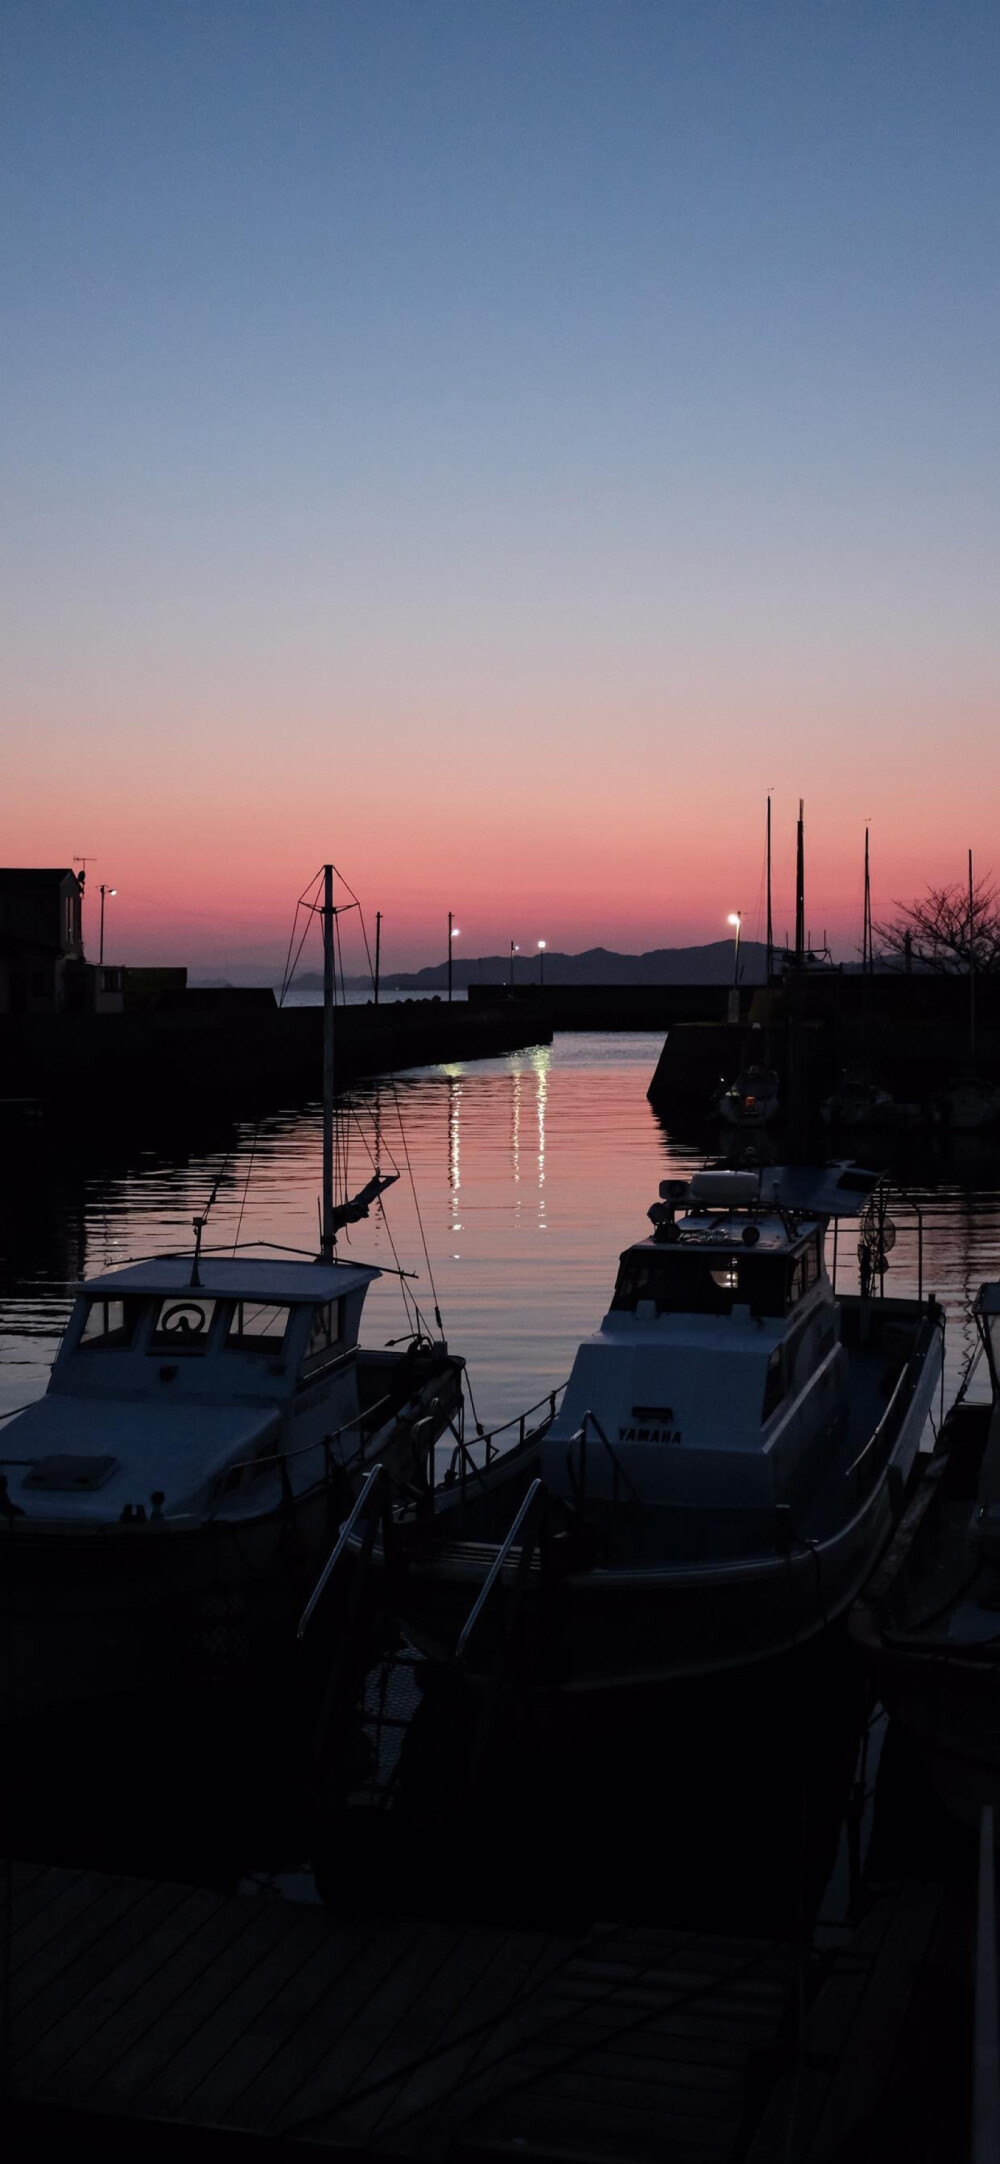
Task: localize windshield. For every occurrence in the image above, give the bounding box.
[612,1250,791,1319]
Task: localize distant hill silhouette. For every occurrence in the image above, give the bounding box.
[293,938,768,993]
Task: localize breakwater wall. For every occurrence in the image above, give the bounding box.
[0,993,552,1123]
[468,983,734,1029]
[648,973,1000,1108]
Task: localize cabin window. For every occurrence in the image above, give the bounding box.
[302,1300,344,1375]
[79,1297,141,1349]
[611,1251,787,1319]
[150,1296,218,1352]
[762,1347,785,1421]
[225,1301,290,1352]
[790,1236,823,1305]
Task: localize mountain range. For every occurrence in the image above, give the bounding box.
[291,938,768,993]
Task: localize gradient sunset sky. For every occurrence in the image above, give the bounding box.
[3,2,998,975]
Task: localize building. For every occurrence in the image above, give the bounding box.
[0,865,129,1017]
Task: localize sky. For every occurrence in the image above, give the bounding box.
[2,1,998,977]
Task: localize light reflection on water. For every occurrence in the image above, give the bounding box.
[2,1030,1000,1427]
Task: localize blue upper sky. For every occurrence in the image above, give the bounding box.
[2,2,998,966]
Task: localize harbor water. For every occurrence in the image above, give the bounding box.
[2,1030,999,1925]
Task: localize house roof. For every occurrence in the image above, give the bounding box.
[0,868,80,886]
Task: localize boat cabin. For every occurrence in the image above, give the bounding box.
[5,1256,381,1526]
[49,1257,378,1403]
[543,1173,845,1539]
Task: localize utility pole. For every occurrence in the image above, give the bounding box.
[794,800,805,970]
[765,795,773,982]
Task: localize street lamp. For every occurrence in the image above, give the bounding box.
[99,884,117,966]
[447,913,460,1003]
[727,912,742,988]
[509,941,520,987]
[537,939,546,986]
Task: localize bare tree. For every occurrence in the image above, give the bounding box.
[876,877,1000,974]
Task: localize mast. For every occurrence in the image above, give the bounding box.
[863,825,872,975]
[765,795,773,982]
[970,847,977,1063]
[321,862,336,1259]
[794,799,805,968]
[374,910,381,1006]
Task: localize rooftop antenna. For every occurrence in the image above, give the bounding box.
[794,800,805,969]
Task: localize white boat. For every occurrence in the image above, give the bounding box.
[821,1081,924,1133]
[715,1065,780,1129]
[0,866,463,1718]
[362,1164,943,1695]
[933,1076,1000,1133]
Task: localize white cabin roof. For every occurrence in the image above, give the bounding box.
[79,1256,378,1303]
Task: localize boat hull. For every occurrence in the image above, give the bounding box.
[1,1361,462,1720]
[395,1307,942,1694]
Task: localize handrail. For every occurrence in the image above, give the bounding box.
[455,1383,567,1472]
[567,1409,645,1512]
[297,1461,385,1644]
[456,1478,544,1660]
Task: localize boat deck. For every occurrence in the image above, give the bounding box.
[3,1858,797,2161]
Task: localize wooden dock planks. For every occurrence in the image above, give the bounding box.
[1,1861,797,2161]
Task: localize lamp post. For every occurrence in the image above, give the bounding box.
[509,941,519,987]
[447,913,460,1002]
[99,885,117,966]
[727,912,742,988]
[537,939,546,986]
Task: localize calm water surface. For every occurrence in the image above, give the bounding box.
[2,1029,1000,1426]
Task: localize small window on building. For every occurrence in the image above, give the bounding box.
[225,1301,290,1352]
[80,1297,141,1349]
[302,1300,344,1374]
[151,1296,218,1351]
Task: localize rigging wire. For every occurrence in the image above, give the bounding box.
[233,1120,263,1255]
[387,1070,445,1331]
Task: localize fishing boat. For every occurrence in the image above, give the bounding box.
[821,1080,924,1134]
[0,867,463,1718]
[715,1064,780,1130]
[933,1076,1000,1134]
[338,1163,943,1696]
[851,1284,1000,1823]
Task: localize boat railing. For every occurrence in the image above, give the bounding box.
[446,1384,566,1502]
[567,1409,644,1514]
[456,1476,547,1666]
[297,1460,395,1764]
[842,1308,942,1514]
